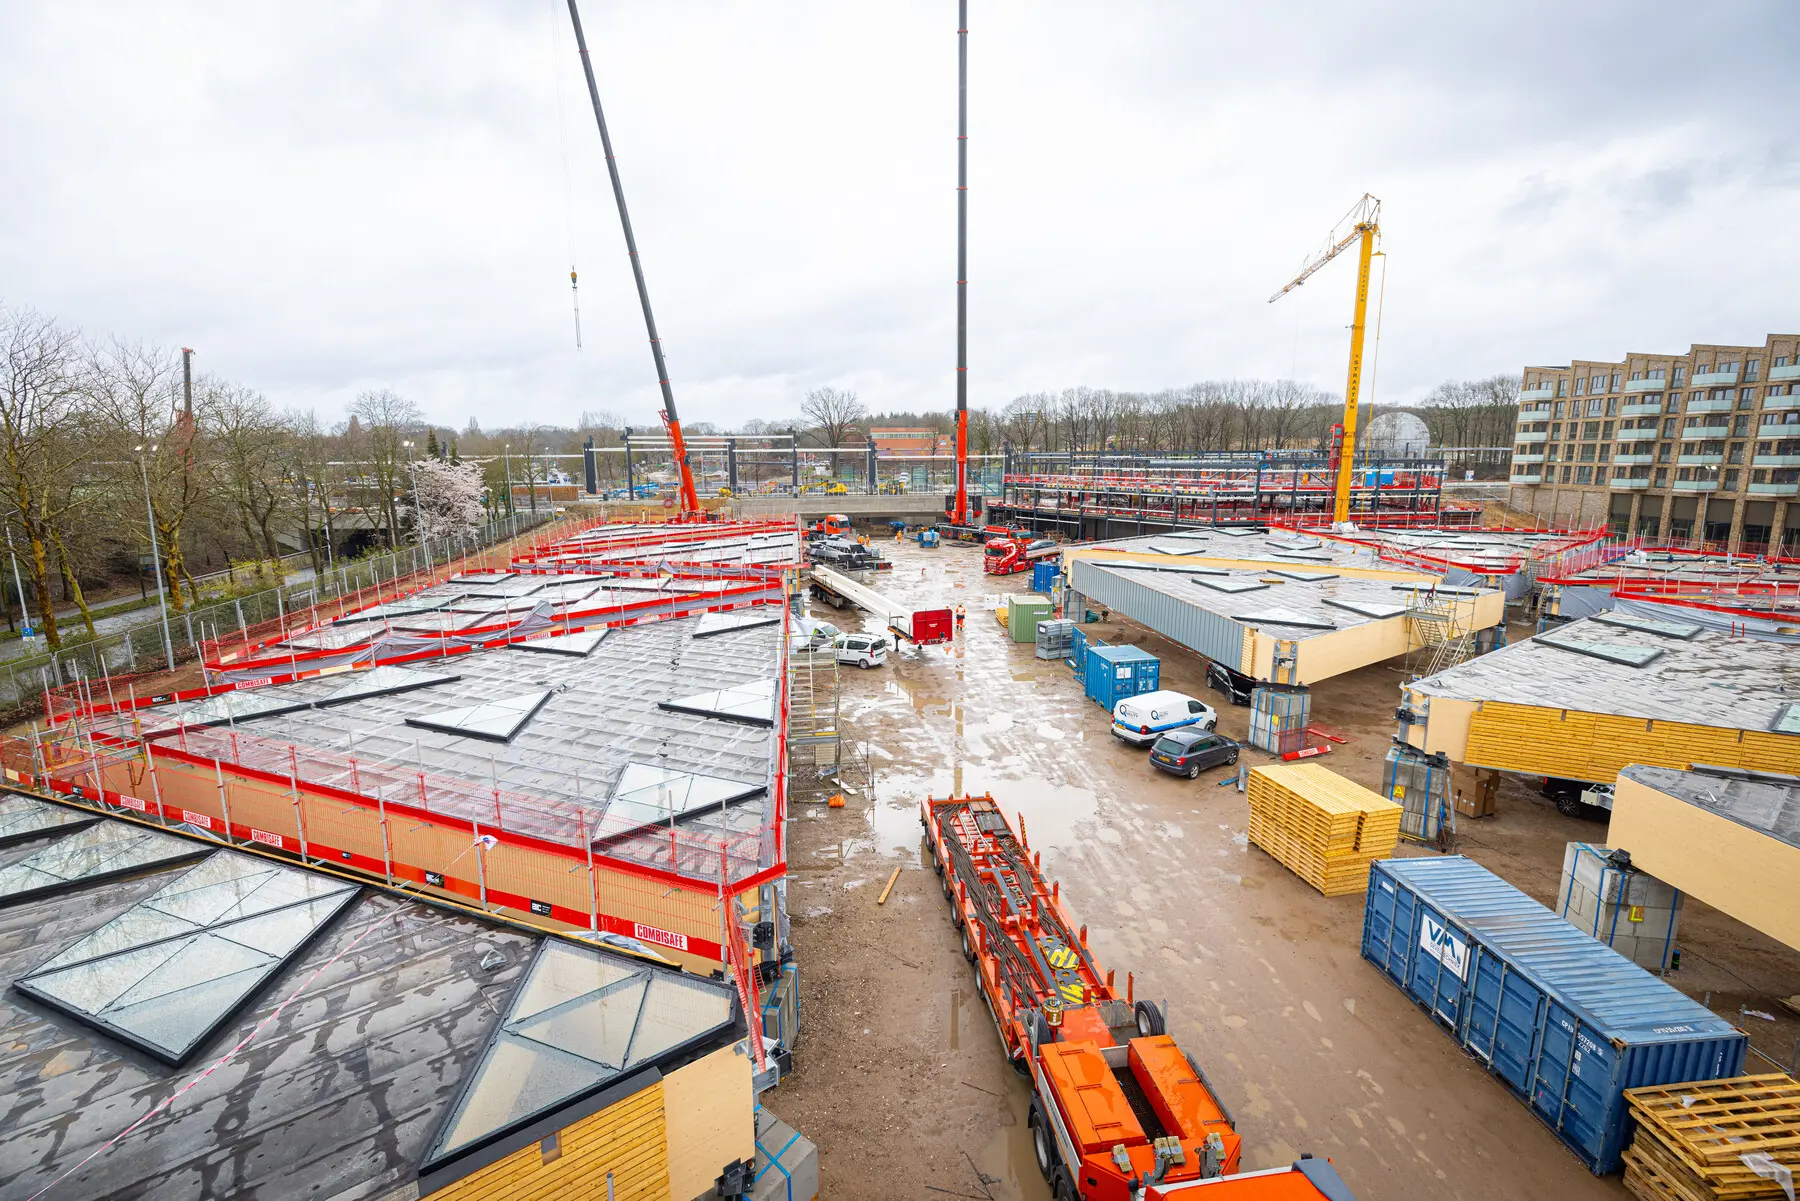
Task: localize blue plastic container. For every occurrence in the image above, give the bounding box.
[1362,856,1745,1175]
[1030,561,1061,593]
[1083,645,1160,710]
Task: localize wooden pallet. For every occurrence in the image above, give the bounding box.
[1622,1074,1800,1200]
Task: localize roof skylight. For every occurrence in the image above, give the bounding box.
[1591,611,1704,640]
[317,666,460,707]
[1230,608,1337,631]
[404,690,554,743]
[1322,597,1408,620]
[515,628,610,657]
[179,688,312,728]
[658,679,777,727]
[694,610,781,638]
[1537,631,1665,668]
[0,822,207,907]
[597,763,764,840]
[1195,578,1268,594]
[0,794,97,849]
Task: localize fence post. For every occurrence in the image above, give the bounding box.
[580,804,598,933]
[376,783,393,885]
[474,820,488,909]
[214,757,236,845]
[287,745,309,862]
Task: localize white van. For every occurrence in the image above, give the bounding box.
[1111,690,1217,746]
[834,632,888,669]
[791,617,842,649]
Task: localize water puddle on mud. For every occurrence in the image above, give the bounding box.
[862,769,1104,860]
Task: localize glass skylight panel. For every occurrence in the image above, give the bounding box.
[1323,597,1408,620]
[1230,608,1337,631]
[1268,551,1335,563]
[0,822,207,906]
[658,679,777,727]
[180,687,313,728]
[279,626,376,653]
[0,794,97,848]
[1214,527,1260,537]
[1269,536,1323,550]
[599,763,765,836]
[404,690,554,743]
[452,572,517,585]
[1148,544,1201,556]
[317,666,460,707]
[1591,611,1704,640]
[516,628,610,657]
[423,940,734,1168]
[695,609,782,638]
[1196,578,1268,594]
[16,852,358,1064]
[1536,632,1664,668]
[354,594,461,619]
[1774,704,1800,735]
[1270,569,1338,582]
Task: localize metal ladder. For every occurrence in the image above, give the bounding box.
[1404,591,1476,680]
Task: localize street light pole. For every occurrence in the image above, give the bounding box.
[3,525,31,636]
[503,444,515,518]
[402,440,420,544]
[135,445,177,673]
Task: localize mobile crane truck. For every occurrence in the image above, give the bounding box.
[923,794,1357,1201]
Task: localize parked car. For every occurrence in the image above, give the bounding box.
[792,618,842,649]
[1206,661,1255,706]
[1149,729,1240,778]
[1110,690,1217,746]
[1541,776,1613,819]
[834,632,888,669]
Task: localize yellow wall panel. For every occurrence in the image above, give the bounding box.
[662,1045,755,1200]
[431,1083,671,1201]
[1460,701,1800,783]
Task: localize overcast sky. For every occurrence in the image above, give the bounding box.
[3,1,1796,432]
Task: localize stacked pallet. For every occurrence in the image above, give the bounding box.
[1623,1073,1800,1201]
[1246,764,1402,897]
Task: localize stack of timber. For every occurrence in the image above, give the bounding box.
[1622,1073,1800,1201]
[1246,763,1403,897]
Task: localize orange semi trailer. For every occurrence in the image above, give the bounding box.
[923,794,1356,1201]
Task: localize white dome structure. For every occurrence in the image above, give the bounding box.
[1364,410,1432,455]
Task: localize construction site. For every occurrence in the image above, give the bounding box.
[2,6,1797,1201]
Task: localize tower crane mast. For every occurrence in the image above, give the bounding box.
[1270,194,1381,526]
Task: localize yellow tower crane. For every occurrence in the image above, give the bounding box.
[1270,193,1381,525]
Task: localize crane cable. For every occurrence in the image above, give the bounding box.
[550,0,581,348]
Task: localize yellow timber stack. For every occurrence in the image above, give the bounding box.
[1246,763,1403,897]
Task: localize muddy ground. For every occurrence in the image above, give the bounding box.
[773,536,1800,1201]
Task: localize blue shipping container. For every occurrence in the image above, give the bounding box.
[1067,628,1090,676]
[1084,645,1160,710]
[1362,856,1745,1175]
[1031,561,1061,593]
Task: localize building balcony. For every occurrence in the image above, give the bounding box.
[1671,479,1720,492]
[1511,453,1546,464]
[1685,396,1734,414]
[1620,401,1664,417]
[1682,423,1731,438]
[1509,473,1543,485]
[1753,454,1800,467]
[1519,386,1556,402]
[1764,393,1800,411]
[1516,430,1549,443]
[1692,370,1740,386]
[1761,420,1800,435]
[1610,475,1652,489]
[1623,377,1668,393]
[1516,407,1552,422]
[1612,453,1655,465]
[1677,453,1724,466]
[1750,481,1800,496]
[1769,364,1800,382]
[1616,428,1661,442]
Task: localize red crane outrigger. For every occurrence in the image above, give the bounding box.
[567,0,703,519]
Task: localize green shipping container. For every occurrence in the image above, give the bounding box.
[1008,595,1054,643]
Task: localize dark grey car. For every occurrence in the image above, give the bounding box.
[1149,729,1241,778]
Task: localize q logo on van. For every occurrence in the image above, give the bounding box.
[1419,915,1471,980]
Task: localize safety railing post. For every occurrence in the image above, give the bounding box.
[214,757,236,845]
[288,745,309,862]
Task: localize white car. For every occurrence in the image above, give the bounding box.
[1111,690,1217,746]
[834,632,888,668]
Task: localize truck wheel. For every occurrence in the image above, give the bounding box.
[1135,1000,1166,1038]
[1555,793,1583,818]
[961,924,976,963]
[1029,1103,1057,1181]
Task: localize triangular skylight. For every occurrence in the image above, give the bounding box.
[658,679,777,727]
[1323,597,1408,620]
[1148,544,1202,556]
[1270,569,1339,582]
[1195,578,1268,594]
[1591,612,1703,640]
[350,594,461,619]
[1230,608,1338,630]
[1214,527,1261,537]
[179,687,313,728]
[317,666,460,707]
[0,822,207,907]
[404,690,554,743]
[695,609,782,638]
[1774,703,1800,735]
[16,852,358,1064]
[279,626,376,653]
[421,940,734,1170]
[1536,632,1664,668]
[452,572,517,585]
[0,794,97,849]
[516,628,610,657]
[598,763,765,838]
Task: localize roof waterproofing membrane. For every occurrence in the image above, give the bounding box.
[0,794,97,849]
[422,938,734,1169]
[0,822,208,908]
[403,690,555,743]
[657,679,777,727]
[1537,631,1665,668]
[180,689,313,727]
[16,852,359,1064]
[1590,611,1704,640]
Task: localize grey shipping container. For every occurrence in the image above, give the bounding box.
[1362,855,1745,1175]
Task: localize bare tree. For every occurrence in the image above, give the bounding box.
[347,389,421,547]
[207,381,290,567]
[801,387,866,448]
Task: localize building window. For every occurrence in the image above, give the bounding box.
[1778,357,1789,368]
[1602,421,1614,438]
[1728,443,1744,464]
[1630,370,1642,382]
[1746,359,1759,380]
[1657,443,1671,462]
[1582,421,1600,439]
[1553,402,1565,419]
[1585,398,1600,416]
[1734,415,1751,436]
[1599,445,1609,463]
[1579,444,1596,462]
[1653,468,1667,485]
[1662,418,1677,437]
[1673,366,1687,383]
[1560,465,1573,483]
[1576,466,1594,484]
[1574,377,1586,396]
[1550,422,1563,439]
[1557,379,1567,397]
[1723,470,1738,490]
[1605,396,1618,416]
[1611,373,1621,391]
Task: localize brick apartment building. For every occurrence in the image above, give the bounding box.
[1508,334,1800,552]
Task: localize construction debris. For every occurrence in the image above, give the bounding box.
[1623,1073,1800,1201]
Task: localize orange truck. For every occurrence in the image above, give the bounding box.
[922,794,1356,1201]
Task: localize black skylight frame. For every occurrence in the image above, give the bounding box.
[314,666,462,708]
[403,690,555,744]
[416,937,743,1188]
[1590,611,1705,640]
[0,793,101,850]
[657,679,777,728]
[1536,631,1665,668]
[693,609,783,638]
[13,853,361,1066]
[0,822,210,909]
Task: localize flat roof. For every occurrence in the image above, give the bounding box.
[1411,617,1800,732]
[1620,766,1800,851]
[1074,530,1398,573]
[0,810,739,1201]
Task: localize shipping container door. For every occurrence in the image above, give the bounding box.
[1362,873,1414,987]
[1557,1014,1618,1169]
[1529,1001,1581,1139]
[1465,953,1546,1095]
[1406,904,1472,1030]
